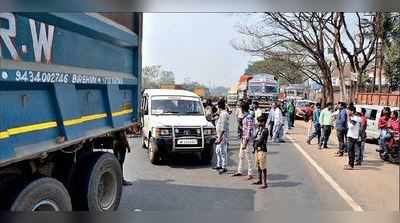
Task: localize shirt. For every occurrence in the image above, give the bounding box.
[335,108,348,130]
[267,108,275,124]
[347,116,361,139]
[254,108,263,124]
[216,110,230,143]
[253,126,268,152]
[312,108,321,124]
[378,116,389,129]
[388,118,400,132]
[274,108,283,125]
[242,113,256,141]
[359,115,368,140]
[287,103,295,114]
[319,108,332,126]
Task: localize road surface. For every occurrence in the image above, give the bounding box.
[119,111,398,211]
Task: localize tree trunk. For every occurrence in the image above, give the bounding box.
[338,68,347,102]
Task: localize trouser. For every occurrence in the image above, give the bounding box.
[306,120,312,139]
[268,122,274,140]
[355,141,365,163]
[336,129,347,153]
[113,147,127,179]
[237,140,254,176]
[320,125,332,148]
[347,137,359,168]
[287,114,294,129]
[273,123,283,142]
[215,142,228,168]
[308,123,321,143]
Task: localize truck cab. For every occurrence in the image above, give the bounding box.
[140,89,216,164]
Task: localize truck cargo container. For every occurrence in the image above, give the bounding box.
[0,13,142,211]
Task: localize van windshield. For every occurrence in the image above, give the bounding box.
[151,98,204,115]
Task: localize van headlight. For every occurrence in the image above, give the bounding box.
[204,128,216,136]
[155,128,172,137]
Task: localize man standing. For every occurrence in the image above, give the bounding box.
[252,116,269,189]
[273,103,284,143]
[344,106,361,170]
[287,100,295,130]
[336,102,348,156]
[233,102,256,180]
[267,104,275,140]
[214,99,230,174]
[355,108,367,165]
[253,102,263,125]
[319,103,333,149]
[307,103,321,145]
[113,131,132,186]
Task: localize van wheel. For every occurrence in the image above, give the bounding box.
[10,177,72,211]
[72,152,122,211]
[148,137,160,164]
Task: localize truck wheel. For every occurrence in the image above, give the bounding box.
[10,177,72,211]
[73,152,122,211]
[148,137,160,164]
[200,146,213,164]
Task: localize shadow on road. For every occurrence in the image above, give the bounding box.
[120,179,256,211]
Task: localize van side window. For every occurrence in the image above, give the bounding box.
[369,109,377,120]
[143,97,148,115]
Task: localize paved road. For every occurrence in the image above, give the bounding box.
[119,113,359,211]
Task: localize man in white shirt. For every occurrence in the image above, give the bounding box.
[214,99,230,174]
[273,103,284,143]
[253,102,263,125]
[344,106,361,170]
[267,105,275,140]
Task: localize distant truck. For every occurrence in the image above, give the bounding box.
[227,84,239,106]
[0,13,142,211]
[284,84,306,101]
[247,73,279,110]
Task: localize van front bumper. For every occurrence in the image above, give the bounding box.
[152,136,216,154]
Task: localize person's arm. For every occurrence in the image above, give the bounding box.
[319,110,324,125]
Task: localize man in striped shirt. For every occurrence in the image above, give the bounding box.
[233,102,256,180]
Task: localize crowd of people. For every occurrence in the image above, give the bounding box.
[302,101,399,169]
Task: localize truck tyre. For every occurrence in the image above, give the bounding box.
[73,152,122,211]
[10,177,72,211]
[148,137,160,164]
[200,146,213,164]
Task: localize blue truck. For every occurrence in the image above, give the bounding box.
[0,13,142,211]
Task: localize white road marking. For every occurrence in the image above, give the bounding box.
[287,135,364,212]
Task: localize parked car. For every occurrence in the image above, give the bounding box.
[295,100,315,119]
[140,89,216,164]
[355,104,400,141]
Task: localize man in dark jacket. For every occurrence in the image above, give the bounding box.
[252,116,269,189]
[336,102,348,156]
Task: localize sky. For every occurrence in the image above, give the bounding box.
[142,13,257,88]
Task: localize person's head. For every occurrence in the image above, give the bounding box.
[316,103,321,109]
[382,107,391,117]
[217,99,226,110]
[391,111,398,119]
[361,108,366,116]
[257,115,267,127]
[272,102,277,109]
[348,105,357,116]
[241,101,250,113]
[340,102,347,109]
[326,102,333,110]
[253,101,259,109]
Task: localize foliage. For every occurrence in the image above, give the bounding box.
[142,65,175,89]
[383,13,400,91]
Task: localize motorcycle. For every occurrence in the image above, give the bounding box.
[377,132,400,164]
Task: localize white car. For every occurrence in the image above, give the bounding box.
[355,104,399,141]
[140,89,216,164]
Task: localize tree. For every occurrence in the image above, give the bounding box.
[142,65,175,89]
[383,13,400,92]
[245,57,305,84]
[233,13,335,104]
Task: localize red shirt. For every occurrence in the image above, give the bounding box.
[378,116,389,129]
[388,118,400,132]
[303,107,313,120]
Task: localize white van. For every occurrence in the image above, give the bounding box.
[140,89,216,164]
[355,104,400,141]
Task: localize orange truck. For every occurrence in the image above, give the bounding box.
[356,93,400,107]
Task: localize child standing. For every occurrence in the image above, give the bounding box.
[252,115,269,189]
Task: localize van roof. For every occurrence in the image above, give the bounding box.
[144,89,200,98]
[355,104,399,110]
